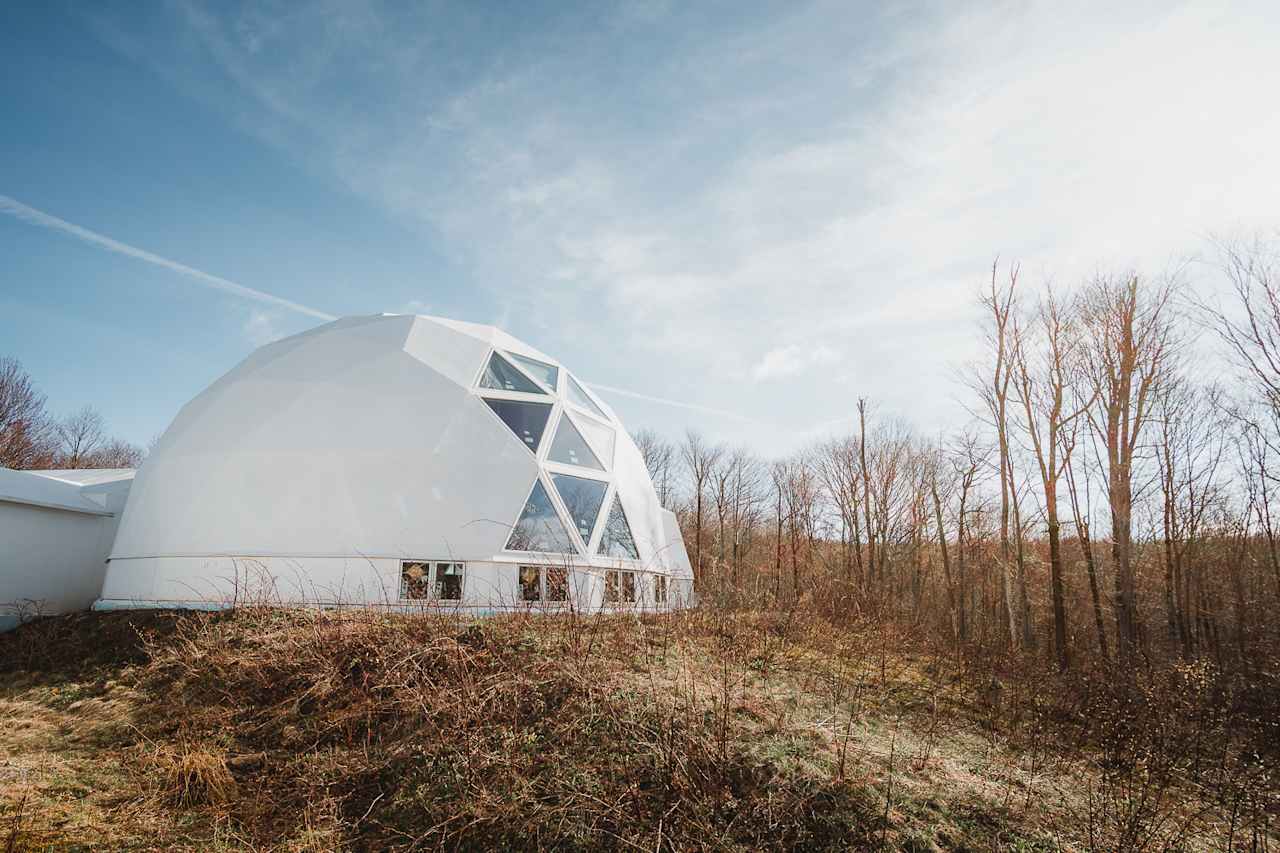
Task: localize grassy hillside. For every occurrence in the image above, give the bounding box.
[1,607,1274,851]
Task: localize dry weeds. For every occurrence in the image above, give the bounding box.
[0,607,1275,851]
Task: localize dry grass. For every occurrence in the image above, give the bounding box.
[0,606,1275,851]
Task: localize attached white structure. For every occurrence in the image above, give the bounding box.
[100,314,693,614]
[1,468,134,631]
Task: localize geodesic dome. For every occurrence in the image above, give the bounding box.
[99,314,693,612]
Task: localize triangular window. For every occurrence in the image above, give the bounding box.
[507,353,558,391]
[479,352,544,394]
[567,375,607,420]
[597,495,640,559]
[548,414,604,471]
[574,414,615,468]
[551,473,608,542]
[484,399,552,452]
[507,479,577,553]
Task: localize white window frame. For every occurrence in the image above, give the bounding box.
[505,473,582,556]
[517,564,573,604]
[400,560,466,602]
[603,569,639,607]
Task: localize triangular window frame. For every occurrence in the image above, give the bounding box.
[550,472,610,546]
[547,411,606,471]
[505,352,559,393]
[596,494,641,560]
[505,476,579,555]
[478,352,546,395]
[483,398,553,455]
[571,411,615,469]
[566,374,609,421]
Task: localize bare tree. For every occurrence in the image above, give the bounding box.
[858,398,876,587]
[814,436,864,584]
[681,429,724,582]
[927,446,959,639]
[634,428,677,509]
[948,432,990,641]
[92,437,146,468]
[1013,288,1091,671]
[55,406,107,469]
[971,260,1022,646]
[712,446,765,588]
[1080,272,1179,660]
[0,357,55,469]
[1061,406,1110,661]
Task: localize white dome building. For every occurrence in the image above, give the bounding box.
[98,315,693,614]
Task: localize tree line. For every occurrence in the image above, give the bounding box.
[0,357,145,470]
[637,236,1280,674]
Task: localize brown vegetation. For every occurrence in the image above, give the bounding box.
[0,605,1273,851]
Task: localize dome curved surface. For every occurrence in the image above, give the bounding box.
[103,314,692,610]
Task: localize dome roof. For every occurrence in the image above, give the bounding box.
[109,314,691,579]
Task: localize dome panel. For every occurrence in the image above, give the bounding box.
[566,374,608,420]
[506,352,558,391]
[597,495,639,559]
[479,352,545,394]
[484,399,552,453]
[573,414,615,468]
[548,414,604,471]
[550,473,608,543]
[505,478,576,554]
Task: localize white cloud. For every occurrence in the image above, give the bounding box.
[242,310,281,346]
[752,343,840,381]
[85,0,1280,451]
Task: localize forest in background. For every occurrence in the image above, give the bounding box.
[0,357,144,470]
[638,235,1280,677]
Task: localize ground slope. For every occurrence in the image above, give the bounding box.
[0,609,1269,851]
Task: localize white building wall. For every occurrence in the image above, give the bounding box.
[0,501,121,631]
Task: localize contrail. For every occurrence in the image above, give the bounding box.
[2,193,752,421]
[585,382,756,423]
[0,194,336,322]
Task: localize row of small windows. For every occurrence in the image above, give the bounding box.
[399,561,667,606]
[400,561,464,601]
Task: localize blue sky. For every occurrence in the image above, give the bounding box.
[2,1,1278,454]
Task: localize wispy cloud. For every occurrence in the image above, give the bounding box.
[0,194,336,322]
[585,382,758,424]
[77,0,1280,450]
[752,343,840,381]
[241,310,281,346]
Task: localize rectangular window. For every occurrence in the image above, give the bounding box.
[654,575,667,605]
[547,566,569,602]
[604,570,620,604]
[519,565,542,601]
[436,563,464,600]
[401,561,465,602]
[401,561,432,600]
[622,571,636,604]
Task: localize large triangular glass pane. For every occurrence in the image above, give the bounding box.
[567,374,608,420]
[506,479,577,553]
[484,399,552,452]
[597,495,640,559]
[479,352,544,394]
[507,352,558,391]
[548,414,604,471]
[574,414,615,468]
[551,473,608,542]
